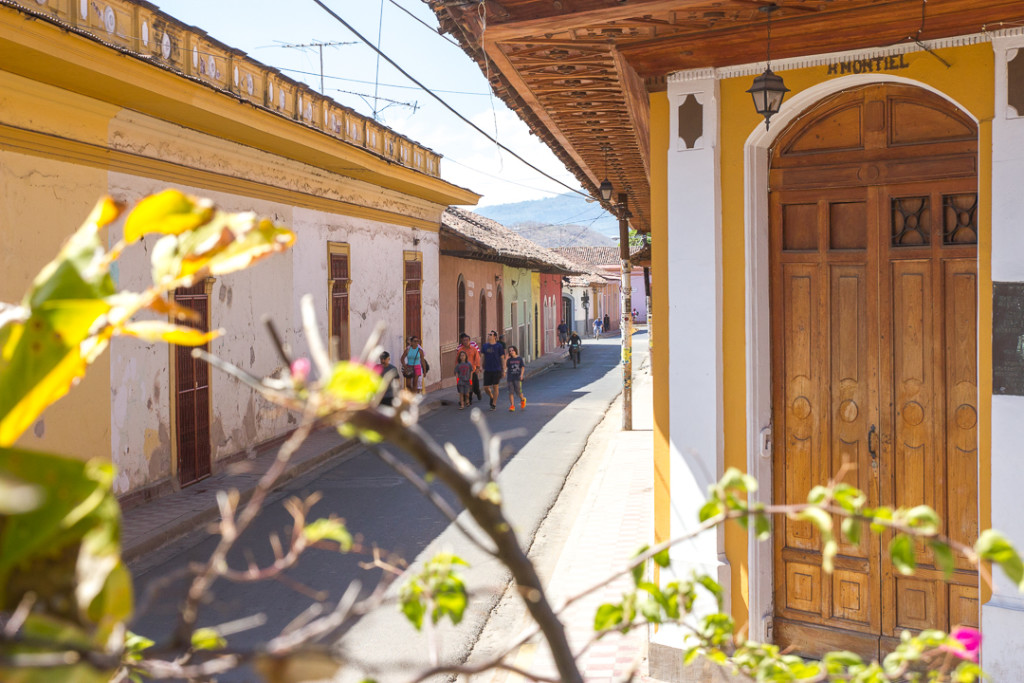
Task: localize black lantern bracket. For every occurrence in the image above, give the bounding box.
[747,3,790,131]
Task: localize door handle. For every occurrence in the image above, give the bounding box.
[868,424,878,461]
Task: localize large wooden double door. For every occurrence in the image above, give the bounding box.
[770,84,979,658]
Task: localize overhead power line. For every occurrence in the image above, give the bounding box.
[308,0,592,202]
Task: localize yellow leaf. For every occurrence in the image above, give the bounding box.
[0,347,86,447]
[118,321,221,346]
[123,190,213,243]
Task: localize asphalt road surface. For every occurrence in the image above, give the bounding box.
[129,334,645,681]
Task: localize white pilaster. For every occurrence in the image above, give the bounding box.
[650,73,727,678]
[982,34,1024,678]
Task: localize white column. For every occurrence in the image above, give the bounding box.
[982,33,1024,678]
[650,70,727,680]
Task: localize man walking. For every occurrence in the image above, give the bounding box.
[480,330,506,410]
[458,333,482,403]
[557,320,568,347]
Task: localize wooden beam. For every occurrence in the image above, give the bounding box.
[612,47,651,177]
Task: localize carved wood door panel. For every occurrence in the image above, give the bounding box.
[768,84,978,659]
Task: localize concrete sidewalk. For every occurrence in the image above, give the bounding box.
[480,353,655,683]
[120,345,573,566]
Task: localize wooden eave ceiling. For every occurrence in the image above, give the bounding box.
[431,0,1024,234]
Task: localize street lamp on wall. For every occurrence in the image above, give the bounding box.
[598,145,613,202]
[747,4,789,130]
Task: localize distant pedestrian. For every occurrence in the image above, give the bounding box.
[376,351,399,406]
[458,333,482,403]
[506,345,526,412]
[454,350,473,410]
[558,321,568,347]
[593,317,602,338]
[401,335,424,393]
[480,330,506,410]
[603,314,611,334]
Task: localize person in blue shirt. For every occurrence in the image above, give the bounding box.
[480,330,506,410]
[505,345,526,412]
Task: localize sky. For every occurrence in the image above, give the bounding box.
[152,0,586,207]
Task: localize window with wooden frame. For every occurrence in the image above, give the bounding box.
[328,242,351,360]
[457,275,466,337]
[403,251,422,343]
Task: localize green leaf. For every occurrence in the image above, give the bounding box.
[191,627,226,651]
[594,602,624,631]
[400,589,426,631]
[929,540,955,579]
[842,517,862,546]
[889,534,917,575]
[653,548,671,568]
[904,505,941,535]
[719,467,757,493]
[753,510,771,541]
[822,538,838,574]
[797,507,833,535]
[833,483,867,512]
[807,485,829,505]
[975,529,1024,587]
[303,518,353,552]
[699,499,723,522]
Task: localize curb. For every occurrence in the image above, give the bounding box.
[123,437,355,566]
[124,348,572,566]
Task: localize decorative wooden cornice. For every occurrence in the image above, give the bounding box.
[431,0,1024,235]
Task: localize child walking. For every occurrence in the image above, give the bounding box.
[454,350,474,410]
[505,345,526,412]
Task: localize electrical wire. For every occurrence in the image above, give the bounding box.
[386,0,462,48]
[275,66,491,96]
[308,0,594,202]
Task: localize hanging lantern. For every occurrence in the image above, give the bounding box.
[748,3,789,130]
[747,67,790,130]
[599,178,614,202]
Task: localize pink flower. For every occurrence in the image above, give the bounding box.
[941,626,982,662]
[290,357,311,384]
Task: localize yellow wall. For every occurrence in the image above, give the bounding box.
[717,43,995,617]
[650,92,671,551]
[1,151,112,460]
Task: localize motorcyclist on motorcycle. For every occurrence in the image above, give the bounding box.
[567,331,582,367]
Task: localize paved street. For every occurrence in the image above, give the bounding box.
[128,334,649,681]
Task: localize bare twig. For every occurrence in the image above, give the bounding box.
[345,407,584,683]
[372,445,498,557]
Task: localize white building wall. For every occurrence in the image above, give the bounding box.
[982,33,1024,678]
[107,180,439,495]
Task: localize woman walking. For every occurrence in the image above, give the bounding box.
[454,350,473,410]
[506,345,526,412]
[401,335,424,393]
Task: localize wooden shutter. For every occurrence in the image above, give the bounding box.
[330,251,350,359]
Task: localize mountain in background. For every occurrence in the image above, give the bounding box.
[472,193,617,247]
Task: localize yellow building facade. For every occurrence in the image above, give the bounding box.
[0,0,476,500]
[650,34,1024,678]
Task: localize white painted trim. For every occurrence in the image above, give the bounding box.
[741,73,980,641]
[668,27,1024,83]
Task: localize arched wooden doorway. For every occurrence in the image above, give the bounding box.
[769,83,979,659]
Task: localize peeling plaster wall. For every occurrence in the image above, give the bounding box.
[290,208,436,375]
[107,175,440,495]
[2,67,450,497]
